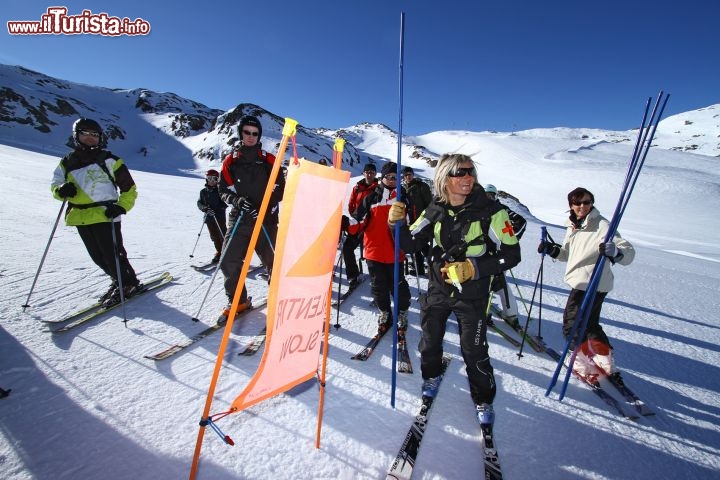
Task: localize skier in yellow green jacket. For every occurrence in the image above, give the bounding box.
[51,118,143,306]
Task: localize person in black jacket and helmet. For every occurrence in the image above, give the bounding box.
[197,168,228,263]
[217,115,285,324]
[51,118,144,306]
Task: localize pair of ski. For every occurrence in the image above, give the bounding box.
[191,263,265,275]
[191,262,217,272]
[351,325,413,374]
[488,307,653,420]
[488,306,544,353]
[42,272,174,333]
[385,356,503,479]
[544,347,654,420]
[331,275,366,308]
[144,298,268,361]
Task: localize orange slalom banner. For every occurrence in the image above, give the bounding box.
[231,158,350,411]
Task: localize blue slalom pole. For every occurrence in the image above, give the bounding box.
[547,97,656,395]
[556,92,670,399]
[547,92,670,400]
[390,11,406,408]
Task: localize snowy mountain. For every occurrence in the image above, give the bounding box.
[1,64,720,480]
[0,64,364,175]
[1,63,718,181]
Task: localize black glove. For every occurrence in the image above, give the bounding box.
[205,209,215,217]
[57,182,77,198]
[234,197,258,219]
[537,240,560,258]
[341,215,350,232]
[104,204,126,219]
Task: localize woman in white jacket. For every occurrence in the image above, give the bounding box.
[538,187,635,380]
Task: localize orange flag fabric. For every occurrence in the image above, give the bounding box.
[231,158,350,411]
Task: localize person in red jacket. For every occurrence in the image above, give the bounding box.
[217,115,285,324]
[341,163,378,288]
[346,162,411,336]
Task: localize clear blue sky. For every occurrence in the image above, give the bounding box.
[3,1,719,135]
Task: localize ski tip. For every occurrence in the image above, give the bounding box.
[191,317,200,322]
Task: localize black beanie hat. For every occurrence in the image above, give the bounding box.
[402,166,414,174]
[381,162,397,176]
[239,115,262,139]
[363,163,377,172]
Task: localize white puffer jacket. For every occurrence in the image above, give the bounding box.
[554,208,634,292]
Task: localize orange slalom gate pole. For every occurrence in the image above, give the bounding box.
[189,118,298,480]
[315,138,345,448]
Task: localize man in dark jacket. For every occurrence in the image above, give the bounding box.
[402,166,433,276]
[197,169,228,263]
[217,115,285,324]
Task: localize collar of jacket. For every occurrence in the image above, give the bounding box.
[567,206,598,230]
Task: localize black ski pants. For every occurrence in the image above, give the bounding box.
[418,289,496,405]
[562,288,610,348]
[220,215,276,304]
[206,212,227,254]
[366,259,411,315]
[342,232,362,281]
[76,221,138,287]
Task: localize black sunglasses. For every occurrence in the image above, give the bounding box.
[448,166,477,178]
[384,175,397,181]
[572,200,593,206]
[242,130,259,137]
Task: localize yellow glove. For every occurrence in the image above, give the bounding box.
[387,201,407,227]
[441,259,475,288]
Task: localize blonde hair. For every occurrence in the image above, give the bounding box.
[433,154,479,204]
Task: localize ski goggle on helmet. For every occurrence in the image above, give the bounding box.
[206,169,220,182]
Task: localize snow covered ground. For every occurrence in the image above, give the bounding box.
[1,139,719,480]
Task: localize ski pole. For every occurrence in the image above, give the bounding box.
[110,220,128,325]
[405,254,421,296]
[260,224,275,254]
[358,238,365,275]
[333,234,346,329]
[190,210,244,322]
[517,227,548,358]
[22,200,66,311]
[189,212,209,258]
[508,269,530,317]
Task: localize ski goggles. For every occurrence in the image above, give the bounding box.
[79,130,100,138]
[206,175,219,182]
